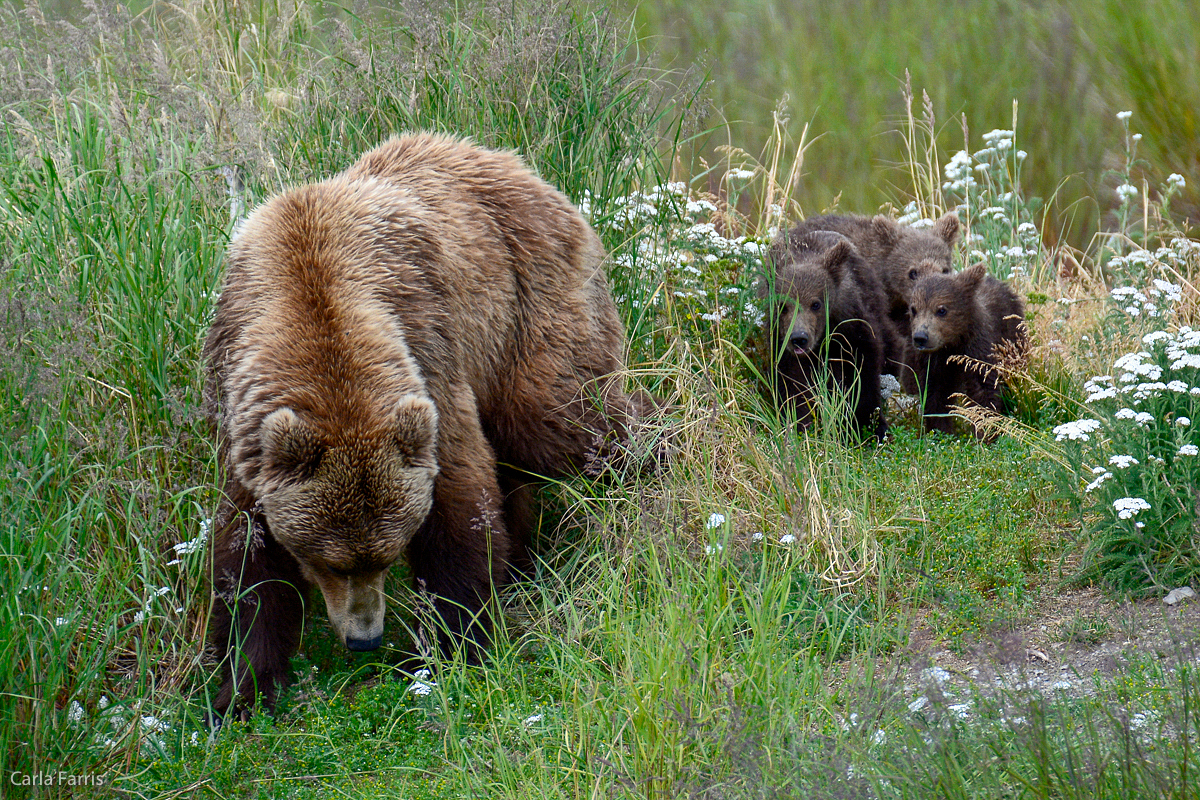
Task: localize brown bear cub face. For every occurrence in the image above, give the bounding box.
[877,212,961,308]
[771,233,853,358]
[908,262,987,353]
[255,400,438,651]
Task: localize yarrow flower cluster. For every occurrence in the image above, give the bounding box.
[1053,418,1101,441]
[1113,497,1151,519]
[596,182,772,342]
[942,127,1040,280]
[1056,313,1200,591]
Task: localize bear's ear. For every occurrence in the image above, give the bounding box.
[392,394,438,465]
[933,213,961,246]
[821,238,855,283]
[261,408,325,476]
[957,262,988,292]
[871,215,901,247]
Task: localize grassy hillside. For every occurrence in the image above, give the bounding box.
[631,0,1200,249]
[1,1,1198,797]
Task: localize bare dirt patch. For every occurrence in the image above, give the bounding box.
[904,584,1200,702]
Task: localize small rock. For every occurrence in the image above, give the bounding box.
[1164,586,1196,605]
[1027,648,1050,663]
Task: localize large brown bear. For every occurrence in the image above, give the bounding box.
[908,262,1026,436]
[203,133,648,716]
[764,229,895,441]
[787,212,961,353]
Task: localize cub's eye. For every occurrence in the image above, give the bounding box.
[908,306,916,316]
[942,267,951,274]
[908,269,918,280]
[810,300,822,312]
[936,306,948,317]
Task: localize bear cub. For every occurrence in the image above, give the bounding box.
[788,212,961,351]
[908,262,1026,437]
[764,229,896,441]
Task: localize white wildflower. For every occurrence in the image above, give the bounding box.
[1085,471,1113,493]
[68,701,85,724]
[1117,110,1133,121]
[705,544,724,556]
[407,669,435,697]
[779,534,796,545]
[1113,497,1151,519]
[1116,184,1138,203]
[1134,412,1154,427]
[880,373,902,400]
[1108,455,1139,469]
[523,713,544,726]
[1178,444,1198,456]
[141,715,169,734]
[706,513,726,529]
[1178,417,1191,427]
[1167,173,1186,189]
[1053,419,1102,441]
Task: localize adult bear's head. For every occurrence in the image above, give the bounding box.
[253,394,439,651]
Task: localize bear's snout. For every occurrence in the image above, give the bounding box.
[346,634,383,652]
[912,329,934,351]
[789,330,811,354]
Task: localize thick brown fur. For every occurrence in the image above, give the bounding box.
[203,133,647,716]
[908,263,1026,437]
[763,229,893,441]
[787,212,961,376]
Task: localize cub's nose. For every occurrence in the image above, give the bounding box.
[790,331,810,350]
[912,331,929,349]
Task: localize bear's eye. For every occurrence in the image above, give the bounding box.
[908,306,916,316]
[942,267,951,274]
[810,300,822,312]
[908,269,918,280]
[936,306,948,317]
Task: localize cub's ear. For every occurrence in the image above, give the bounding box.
[871,215,901,247]
[957,262,989,292]
[393,394,438,465]
[933,212,961,246]
[261,408,325,476]
[820,237,855,283]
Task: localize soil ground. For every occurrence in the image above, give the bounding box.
[903,585,1200,703]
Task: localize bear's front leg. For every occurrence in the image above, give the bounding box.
[918,361,957,435]
[406,394,511,663]
[209,507,310,718]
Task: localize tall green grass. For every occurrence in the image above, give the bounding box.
[0,0,1197,798]
[631,0,1200,248]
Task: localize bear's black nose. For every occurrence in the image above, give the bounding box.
[346,634,383,652]
[912,331,928,349]
[790,331,810,350]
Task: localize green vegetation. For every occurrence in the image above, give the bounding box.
[0,0,1198,797]
[631,0,1200,248]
